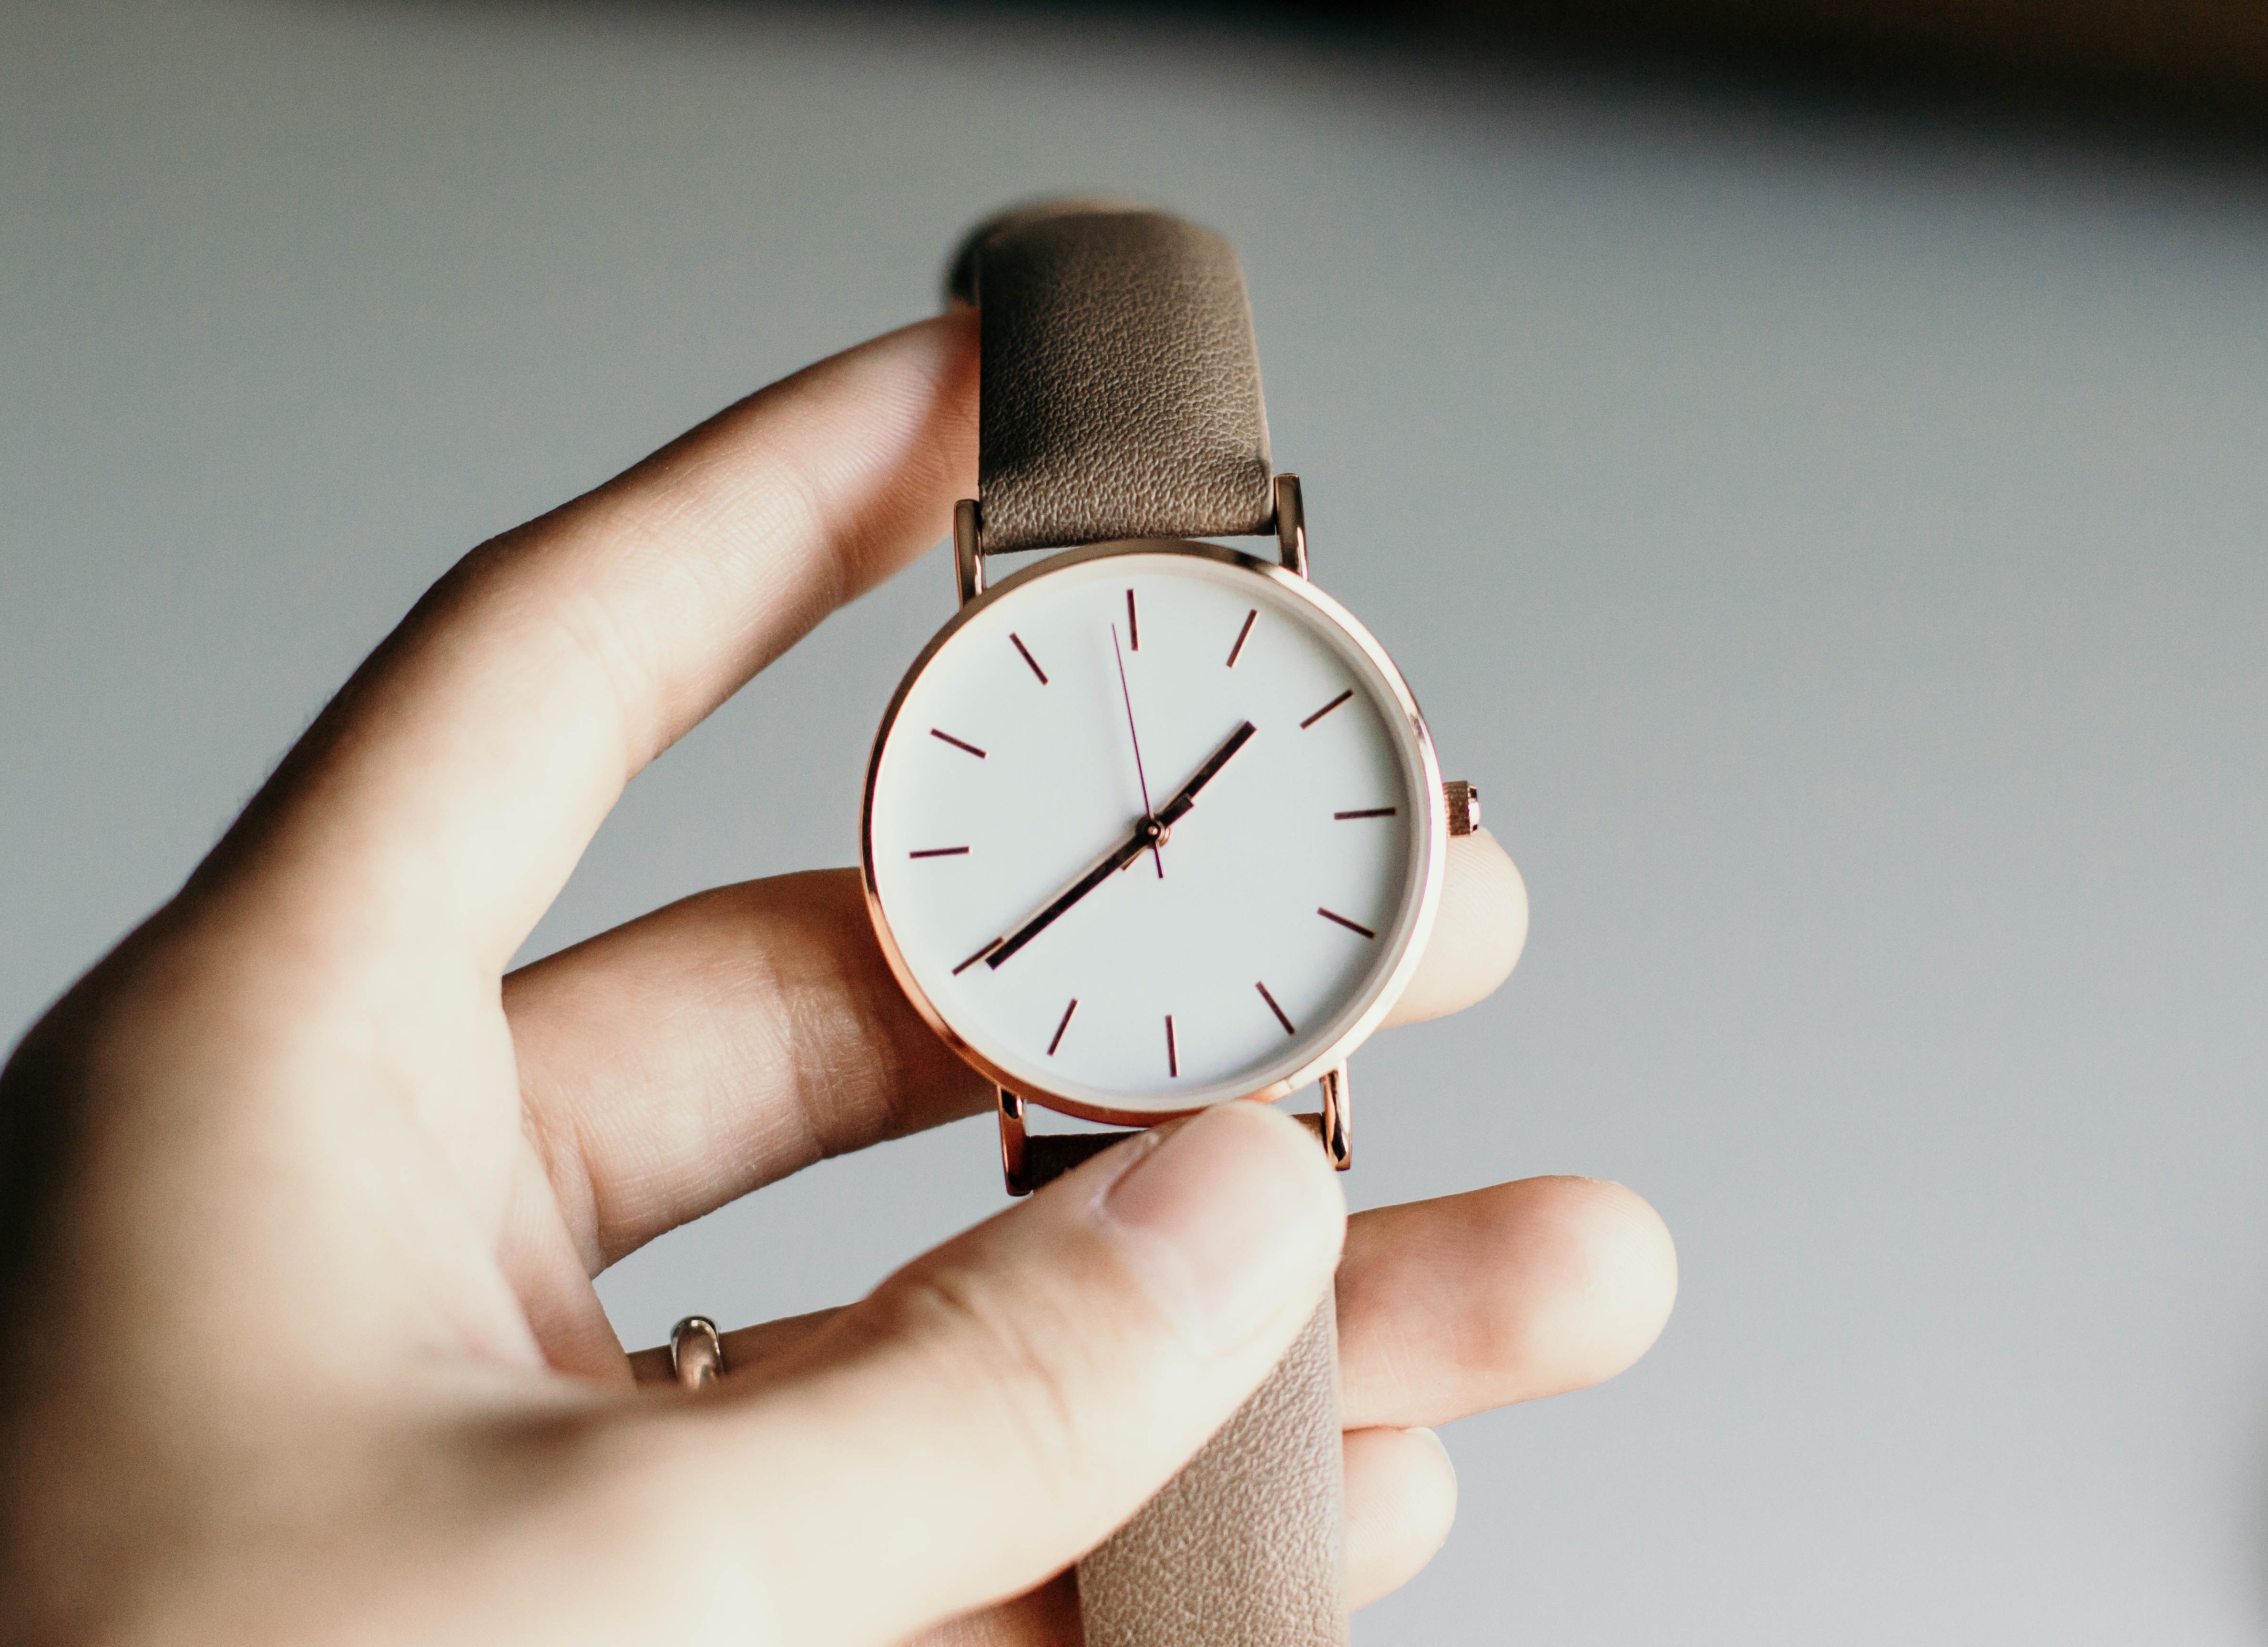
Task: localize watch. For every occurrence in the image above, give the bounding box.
[860,203,1478,1647]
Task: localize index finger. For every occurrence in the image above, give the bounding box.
[198,313,979,970]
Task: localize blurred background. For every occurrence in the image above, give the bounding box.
[5,0,2265,1639]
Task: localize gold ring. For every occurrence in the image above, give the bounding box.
[669,1316,725,1390]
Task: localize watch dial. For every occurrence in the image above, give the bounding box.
[864,545,1439,1118]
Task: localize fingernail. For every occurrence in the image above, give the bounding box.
[1407,1426,1453,1469]
[1097,1104,1337,1357]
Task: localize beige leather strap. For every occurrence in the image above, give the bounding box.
[1020,1130,1348,1647]
[1080,1297,1348,1647]
[947,203,1276,554]
[960,203,1339,1643]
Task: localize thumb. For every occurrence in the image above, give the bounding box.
[647,1101,1345,1647]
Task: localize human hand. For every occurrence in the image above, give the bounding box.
[0,311,1675,1646]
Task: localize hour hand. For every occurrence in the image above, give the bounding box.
[985,816,1160,970]
[1156,721,1257,828]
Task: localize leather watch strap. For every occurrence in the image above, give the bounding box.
[1021,1111,1338,1191]
[947,203,1276,553]
[1021,1121,1348,1647]
[960,203,1342,1646]
[1080,1297,1347,1647]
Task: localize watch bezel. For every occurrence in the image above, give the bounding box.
[859,535,1449,1128]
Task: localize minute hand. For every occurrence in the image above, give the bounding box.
[1156,720,1258,828]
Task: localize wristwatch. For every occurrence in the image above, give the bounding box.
[860,203,1479,1647]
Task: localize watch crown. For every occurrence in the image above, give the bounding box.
[1444,780,1481,836]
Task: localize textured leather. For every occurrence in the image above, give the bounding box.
[1080,1298,1348,1647]
[1017,1118,1346,1647]
[944,198,1140,309]
[957,206,1276,553]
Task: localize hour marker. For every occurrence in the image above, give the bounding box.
[1126,589,1140,651]
[1300,689,1353,730]
[1226,609,1257,668]
[1165,1014,1178,1076]
[1010,632,1048,684]
[1334,807,1397,821]
[1255,980,1297,1036]
[1047,998,1078,1057]
[953,938,1001,975]
[1318,907,1377,940]
[909,846,970,859]
[930,728,987,758]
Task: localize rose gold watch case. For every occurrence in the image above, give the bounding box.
[860,535,1448,1129]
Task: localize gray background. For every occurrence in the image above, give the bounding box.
[4,1,2265,1639]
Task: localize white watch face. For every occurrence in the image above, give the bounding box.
[864,542,1442,1120]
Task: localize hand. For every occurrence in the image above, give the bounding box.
[987,721,1254,970]
[0,312,1676,1646]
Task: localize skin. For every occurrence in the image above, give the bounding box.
[0,310,1676,1647]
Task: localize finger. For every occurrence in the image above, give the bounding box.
[1344,1426,1458,1608]
[1337,1175,1677,1430]
[510,870,989,1273]
[510,833,1524,1270]
[624,1102,1344,1647]
[625,1173,1664,1642]
[627,1304,838,1386]
[899,1427,1454,1645]
[1384,829,1526,1027]
[629,1177,1675,1425]
[199,313,979,971]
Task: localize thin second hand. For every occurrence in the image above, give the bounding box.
[1112,623,1164,878]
